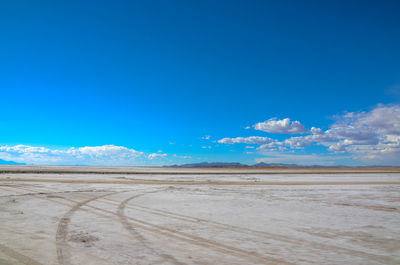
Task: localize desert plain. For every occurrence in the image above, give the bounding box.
[0,166,399,265]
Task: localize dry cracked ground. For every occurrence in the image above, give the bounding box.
[0,166,399,265]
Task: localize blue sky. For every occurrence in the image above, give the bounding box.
[1,0,400,166]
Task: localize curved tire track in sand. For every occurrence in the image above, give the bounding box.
[52,189,186,265]
[56,192,115,265]
[116,191,187,265]
[9,185,185,265]
[1,185,176,264]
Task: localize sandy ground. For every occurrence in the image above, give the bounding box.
[0,166,399,265]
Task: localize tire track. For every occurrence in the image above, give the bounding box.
[5,185,397,265]
[56,192,116,265]
[18,186,277,264]
[43,187,289,264]
[43,187,281,264]
[8,186,285,264]
[0,186,129,264]
[125,203,397,265]
[4,185,399,265]
[116,191,187,265]
[0,186,155,264]
[77,188,397,265]
[0,186,126,265]
[3,185,186,265]
[117,194,292,265]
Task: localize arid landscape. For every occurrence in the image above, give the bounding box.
[0,166,399,265]
[2,0,400,264]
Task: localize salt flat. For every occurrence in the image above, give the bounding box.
[0,166,399,265]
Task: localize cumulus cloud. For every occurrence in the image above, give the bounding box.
[327,105,400,164]
[218,136,273,144]
[283,105,400,164]
[282,105,399,157]
[254,118,306,134]
[216,104,400,165]
[0,144,168,165]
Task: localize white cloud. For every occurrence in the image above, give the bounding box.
[218,136,273,144]
[327,105,400,164]
[357,104,400,135]
[254,118,306,134]
[201,135,211,140]
[279,105,400,164]
[215,104,400,165]
[0,144,169,165]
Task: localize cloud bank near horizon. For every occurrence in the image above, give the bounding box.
[0,144,168,166]
[218,104,400,165]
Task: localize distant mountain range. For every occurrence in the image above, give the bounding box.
[167,162,309,168]
[169,162,248,168]
[0,159,25,165]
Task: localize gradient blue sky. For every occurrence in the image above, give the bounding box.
[1,0,400,166]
